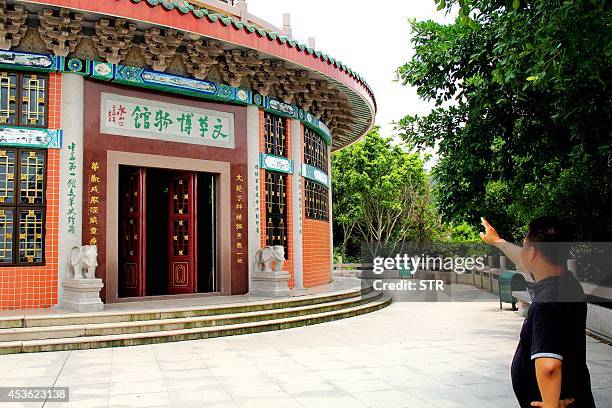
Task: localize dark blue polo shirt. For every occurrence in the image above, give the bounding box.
[511,274,596,407]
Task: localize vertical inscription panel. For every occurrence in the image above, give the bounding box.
[231,164,248,294]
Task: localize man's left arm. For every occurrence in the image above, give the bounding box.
[529,303,573,408]
[531,358,563,408]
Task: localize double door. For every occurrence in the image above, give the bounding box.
[119,168,198,297]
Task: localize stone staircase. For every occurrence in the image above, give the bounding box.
[0,286,390,354]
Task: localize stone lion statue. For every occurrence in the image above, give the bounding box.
[255,245,285,273]
[69,245,98,279]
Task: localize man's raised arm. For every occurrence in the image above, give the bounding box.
[479,217,524,270]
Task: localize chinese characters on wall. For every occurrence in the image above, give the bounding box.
[297,177,303,234]
[66,142,77,235]
[253,164,260,234]
[101,94,235,149]
[87,161,100,245]
[234,172,245,265]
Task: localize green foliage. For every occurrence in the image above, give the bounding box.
[447,221,482,243]
[398,0,611,240]
[332,128,441,258]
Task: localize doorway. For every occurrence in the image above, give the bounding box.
[118,166,216,298]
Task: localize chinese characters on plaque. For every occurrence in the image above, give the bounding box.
[100,93,235,149]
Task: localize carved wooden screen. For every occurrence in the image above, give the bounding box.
[167,173,197,294]
[0,71,47,127]
[303,127,328,171]
[304,180,329,222]
[0,148,46,265]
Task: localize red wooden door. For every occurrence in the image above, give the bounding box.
[168,173,197,294]
[119,167,146,298]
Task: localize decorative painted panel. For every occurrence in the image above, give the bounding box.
[100,93,235,149]
[0,50,63,72]
[268,99,295,116]
[259,153,293,174]
[0,126,62,149]
[302,164,330,188]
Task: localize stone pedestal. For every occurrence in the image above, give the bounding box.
[61,278,104,312]
[250,271,291,297]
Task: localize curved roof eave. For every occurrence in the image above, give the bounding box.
[26,0,376,150]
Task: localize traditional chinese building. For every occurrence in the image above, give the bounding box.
[0,0,376,309]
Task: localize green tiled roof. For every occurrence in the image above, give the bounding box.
[126,0,376,109]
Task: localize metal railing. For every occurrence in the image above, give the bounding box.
[332,255,612,302]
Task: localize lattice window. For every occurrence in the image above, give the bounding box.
[19,150,45,204]
[265,171,288,257]
[0,149,16,204]
[18,209,43,264]
[0,72,17,125]
[0,209,14,264]
[21,74,47,126]
[263,112,289,257]
[0,70,47,128]
[304,180,329,221]
[264,112,287,157]
[0,148,46,265]
[304,127,328,171]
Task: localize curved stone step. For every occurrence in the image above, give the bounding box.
[0,296,391,354]
[0,285,372,329]
[0,291,382,341]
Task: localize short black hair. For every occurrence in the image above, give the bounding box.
[525,216,573,266]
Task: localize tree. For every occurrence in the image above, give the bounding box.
[332,128,440,259]
[396,0,611,241]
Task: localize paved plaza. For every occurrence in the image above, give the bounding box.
[0,289,611,408]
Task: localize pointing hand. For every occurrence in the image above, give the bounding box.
[479,217,502,245]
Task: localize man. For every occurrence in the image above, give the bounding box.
[480,216,595,408]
